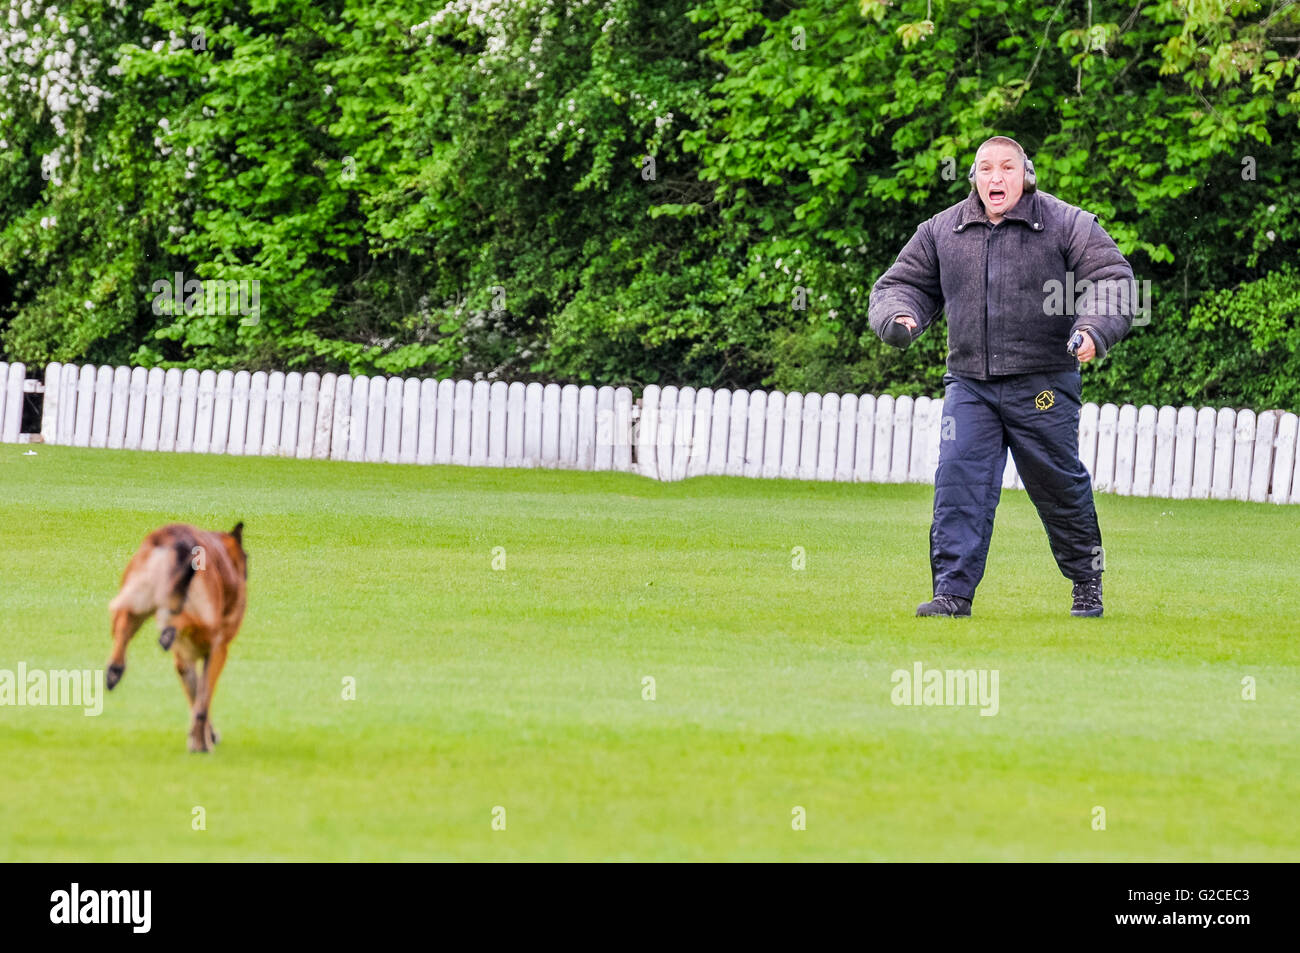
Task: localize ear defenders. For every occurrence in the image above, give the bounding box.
[968,140,1037,193]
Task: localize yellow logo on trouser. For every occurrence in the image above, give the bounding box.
[1035,390,1055,410]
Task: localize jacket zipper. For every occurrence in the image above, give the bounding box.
[984,226,992,378]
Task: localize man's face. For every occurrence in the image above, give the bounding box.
[973,143,1025,222]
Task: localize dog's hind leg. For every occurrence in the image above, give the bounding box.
[189,639,229,753]
[175,653,198,706]
[173,650,220,745]
[106,608,147,690]
[171,636,210,750]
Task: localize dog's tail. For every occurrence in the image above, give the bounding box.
[166,537,199,605]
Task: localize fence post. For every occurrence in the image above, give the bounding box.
[40,363,61,443]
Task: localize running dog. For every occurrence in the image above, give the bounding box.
[106,522,248,752]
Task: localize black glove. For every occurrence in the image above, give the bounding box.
[881,318,912,350]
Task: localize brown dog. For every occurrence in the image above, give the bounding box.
[107,522,248,752]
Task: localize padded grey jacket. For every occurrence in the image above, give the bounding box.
[868,189,1137,378]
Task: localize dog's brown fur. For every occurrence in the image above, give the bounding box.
[107,522,247,752]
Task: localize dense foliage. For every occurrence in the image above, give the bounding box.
[2,0,1298,411]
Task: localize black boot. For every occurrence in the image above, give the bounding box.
[916,594,972,617]
[1071,575,1103,617]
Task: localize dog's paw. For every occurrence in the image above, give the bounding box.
[159,626,176,651]
[190,714,216,752]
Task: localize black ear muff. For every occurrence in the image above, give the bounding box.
[967,162,976,182]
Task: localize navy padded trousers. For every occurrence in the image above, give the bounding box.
[931,367,1102,601]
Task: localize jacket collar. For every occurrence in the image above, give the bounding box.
[953,188,1044,233]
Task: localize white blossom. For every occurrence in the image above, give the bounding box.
[0,0,115,144]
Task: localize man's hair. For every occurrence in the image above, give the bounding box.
[969,136,1037,193]
[974,136,1028,166]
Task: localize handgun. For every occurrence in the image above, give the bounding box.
[1066,331,1085,356]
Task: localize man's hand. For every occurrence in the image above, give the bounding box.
[1074,330,1097,363]
[882,314,917,349]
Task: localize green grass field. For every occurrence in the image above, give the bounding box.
[1,445,1296,861]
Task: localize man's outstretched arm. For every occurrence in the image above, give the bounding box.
[868,220,944,348]
[1063,212,1137,361]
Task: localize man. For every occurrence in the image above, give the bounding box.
[868,136,1136,618]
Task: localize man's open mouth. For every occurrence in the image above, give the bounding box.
[988,188,1006,203]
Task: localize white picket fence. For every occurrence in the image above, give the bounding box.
[3,360,1299,504]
